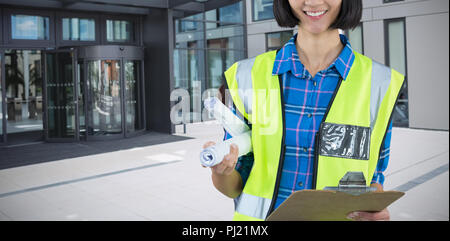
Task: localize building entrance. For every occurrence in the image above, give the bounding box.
[0,45,145,144]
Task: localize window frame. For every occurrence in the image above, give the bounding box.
[383,0,404,3]
[265,30,294,52]
[101,14,140,45]
[56,11,100,47]
[3,8,55,48]
[252,0,275,22]
[384,17,407,75]
[384,17,409,127]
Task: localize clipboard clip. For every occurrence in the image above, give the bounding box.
[323,172,377,196]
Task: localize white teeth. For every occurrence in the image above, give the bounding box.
[306,11,326,17]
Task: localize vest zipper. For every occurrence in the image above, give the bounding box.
[265,74,287,219]
[312,77,343,190]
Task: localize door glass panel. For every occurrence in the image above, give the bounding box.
[87,60,122,136]
[45,51,76,138]
[5,50,43,135]
[125,60,142,133]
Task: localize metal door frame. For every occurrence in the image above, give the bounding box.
[1,48,46,145]
[77,45,145,141]
[82,57,125,141]
[42,48,80,142]
[123,57,146,138]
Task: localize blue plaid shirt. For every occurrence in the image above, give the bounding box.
[224,33,392,210]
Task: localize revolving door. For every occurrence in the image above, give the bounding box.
[43,45,145,141]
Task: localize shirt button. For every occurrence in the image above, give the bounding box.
[302,147,308,152]
[307,113,312,118]
[313,81,317,86]
[298,182,303,187]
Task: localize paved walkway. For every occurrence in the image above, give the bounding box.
[0,122,448,221]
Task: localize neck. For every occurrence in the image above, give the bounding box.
[296,27,343,77]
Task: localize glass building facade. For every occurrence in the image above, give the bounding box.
[0,0,247,144]
[173,1,246,123]
[0,6,145,144]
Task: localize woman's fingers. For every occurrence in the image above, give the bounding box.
[229,144,239,158]
[203,142,239,175]
[347,209,390,221]
[212,145,239,175]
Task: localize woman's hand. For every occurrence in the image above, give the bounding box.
[202,141,239,176]
[202,141,243,198]
[347,208,390,221]
[347,183,390,221]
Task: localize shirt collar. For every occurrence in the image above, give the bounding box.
[272,33,355,80]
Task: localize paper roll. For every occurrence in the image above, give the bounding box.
[200,131,252,167]
[204,97,249,137]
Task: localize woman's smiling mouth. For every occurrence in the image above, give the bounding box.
[303,10,328,19]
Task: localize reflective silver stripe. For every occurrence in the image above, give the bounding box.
[235,57,255,115]
[370,60,392,130]
[234,192,272,220]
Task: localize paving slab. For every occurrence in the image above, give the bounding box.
[0,122,447,221]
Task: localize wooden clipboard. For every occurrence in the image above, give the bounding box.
[266,190,405,221]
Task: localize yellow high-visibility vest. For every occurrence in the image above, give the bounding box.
[224,50,404,221]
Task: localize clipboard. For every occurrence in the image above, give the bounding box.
[266,172,405,221]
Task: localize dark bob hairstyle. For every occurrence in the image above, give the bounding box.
[273,0,363,30]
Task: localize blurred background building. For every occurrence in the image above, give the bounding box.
[243,0,448,131]
[0,0,448,146]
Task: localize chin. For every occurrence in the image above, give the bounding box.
[302,24,329,35]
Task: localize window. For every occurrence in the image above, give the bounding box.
[218,1,243,25]
[253,0,274,21]
[62,18,95,41]
[204,1,243,29]
[173,1,246,123]
[346,23,364,54]
[11,14,50,40]
[266,31,293,51]
[385,18,409,127]
[176,20,202,33]
[106,19,134,42]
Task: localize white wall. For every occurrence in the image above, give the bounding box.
[406,12,449,130]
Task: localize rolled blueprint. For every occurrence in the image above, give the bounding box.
[203,97,250,137]
[200,131,252,167]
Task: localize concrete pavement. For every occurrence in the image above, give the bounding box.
[0,121,448,221]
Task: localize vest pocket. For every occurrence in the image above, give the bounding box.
[318,122,370,160]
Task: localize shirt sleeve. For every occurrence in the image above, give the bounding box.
[223,105,254,186]
[371,121,393,187]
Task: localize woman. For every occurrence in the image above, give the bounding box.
[203,0,404,221]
